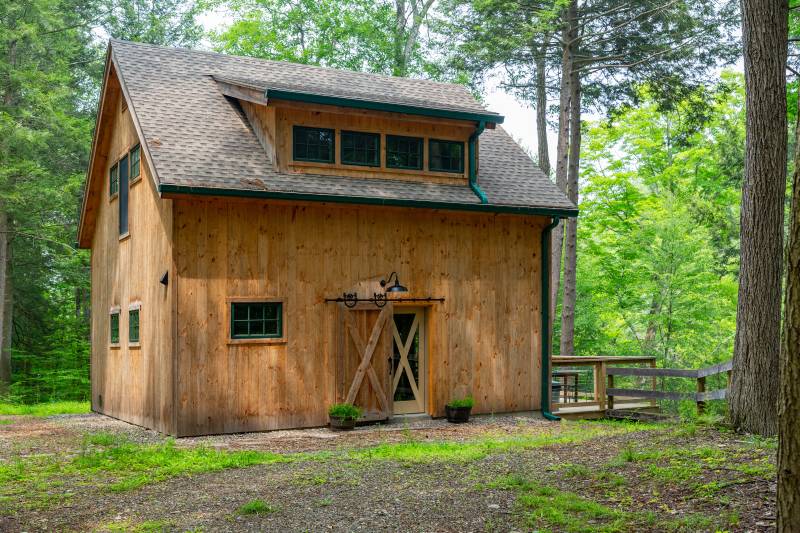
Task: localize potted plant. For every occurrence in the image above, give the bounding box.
[328,403,362,431]
[445,396,474,423]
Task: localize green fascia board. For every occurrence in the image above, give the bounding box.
[158,184,578,218]
[266,89,505,125]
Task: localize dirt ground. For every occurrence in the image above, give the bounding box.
[0,412,777,532]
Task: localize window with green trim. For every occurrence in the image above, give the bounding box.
[109,162,119,197]
[130,144,141,181]
[341,131,380,167]
[231,302,282,339]
[110,312,120,344]
[386,135,423,170]
[293,126,335,163]
[429,139,465,173]
[129,309,140,343]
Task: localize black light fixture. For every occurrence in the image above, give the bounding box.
[380,272,408,293]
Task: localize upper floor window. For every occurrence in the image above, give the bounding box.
[386,135,423,170]
[109,162,119,198]
[129,307,140,344]
[341,131,380,167]
[231,301,282,339]
[110,310,120,345]
[119,154,129,236]
[429,139,464,173]
[130,144,141,181]
[293,126,335,163]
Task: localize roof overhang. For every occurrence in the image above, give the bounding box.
[158,184,578,218]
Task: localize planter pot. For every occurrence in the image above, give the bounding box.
[445,405,472,423]
[329,415,357,431]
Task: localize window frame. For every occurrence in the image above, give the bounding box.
[128,304,141,346]
[110,307,120,347]
[292,126,336,164]
[386,135,424,170]
[109,162,119,199]
[340,130,380,167]
[227,298,286,345]
[129,144,141,183]
[118,153,130,238]
[428,139,465,173]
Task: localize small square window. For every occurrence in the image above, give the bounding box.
[293,126,335,163]
[129,309,140,344]
[109,163,119,197]
[130,144,141,181]
[110,312,120,344]
[341,131,380,167]
[231,302,282,339]
[429,139,465,173]
[387,135,423,170]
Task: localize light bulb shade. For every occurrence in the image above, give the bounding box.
[387,281,408,293]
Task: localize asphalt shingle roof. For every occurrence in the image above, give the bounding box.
[110,40,576,214]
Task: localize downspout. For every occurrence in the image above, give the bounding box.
[541,216,562,421]
[468,120,488,203]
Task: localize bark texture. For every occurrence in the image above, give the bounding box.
[778,94,800,533]
[0,208,11,395]
[729,0,788,437]
[560,69,581,356]
[534,48,551,177]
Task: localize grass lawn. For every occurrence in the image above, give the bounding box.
[0,400,90,416]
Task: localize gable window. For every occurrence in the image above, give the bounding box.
[231,301,282,339]
[109,162,119,198]
[293,126,335,163]
[110,310,120,345]
[429,139,465,173]
[129,307,140,344]
[386,135,423,170]
[130,144,141,182]
[341,131,380,167]
[119,154,129,236]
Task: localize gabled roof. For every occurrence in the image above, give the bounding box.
[79,40,576,247]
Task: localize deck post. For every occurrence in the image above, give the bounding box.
[606,371,614,410]
[696,376,706,415]
[594,362,608,410]
[650,359,658,408]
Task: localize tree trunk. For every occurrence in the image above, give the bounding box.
[777,89,800,533]
[550,1,577,329]
[534,41,551,177]
[729,0,788,437]
[560,68,581,356]
[0,208,11,396]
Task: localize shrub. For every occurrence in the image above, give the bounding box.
[447,396,475,409]
[328,403,362,420]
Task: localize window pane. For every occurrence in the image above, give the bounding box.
[293,126,334,163]
[429,140,464,173]
[130,144,141,179]
[341,131,379,167]
[231,302,282,338]
[110,313,120,344]
[387,135,423,170]
[264,319,280,336]
[109,163,119,196]
[119,154,129,235]
[129,309,140,343]
[233,320,249,337]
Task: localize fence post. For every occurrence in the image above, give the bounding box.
[606,371,614,411]
[696,376,706,415]
[650,358,658,408]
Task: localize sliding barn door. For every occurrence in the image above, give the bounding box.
[336,303,393,421]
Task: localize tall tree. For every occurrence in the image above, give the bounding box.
[728,0,788,437]
[778,75,800,533]
[102,0,203,47]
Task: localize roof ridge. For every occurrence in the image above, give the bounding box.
[108,39,480,93]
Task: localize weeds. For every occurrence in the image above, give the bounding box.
[0,401,89,416]
[238,499,278,515]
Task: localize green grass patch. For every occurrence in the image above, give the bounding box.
[0,401,89,416]
[0,419,12,425]
[238,499,278,515]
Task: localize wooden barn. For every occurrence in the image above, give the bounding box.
[77,40,577,437]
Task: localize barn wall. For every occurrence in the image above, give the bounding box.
[173,198,544,436]
[90,68,175,434]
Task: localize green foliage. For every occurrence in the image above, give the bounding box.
[446,395,474,409]
[0,401,89,416]
[327,403,362,420]
[103,0,203,47]
[238,499,278,515]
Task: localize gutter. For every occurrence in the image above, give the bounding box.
[158,184,579,218]
[468,120,488,203]
[540,216,562,421]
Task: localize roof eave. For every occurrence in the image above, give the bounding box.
[158,184,578,218]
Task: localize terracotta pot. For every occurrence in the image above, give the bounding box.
[445,405,472,423]
[329,415,357,431]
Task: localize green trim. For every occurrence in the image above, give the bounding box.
[428,139,465,173]
[230,302,283,339]
[159,184,579,218]
[292,125,335,163]
[468,121,488,203]
[340,130,380,167]
[540,217,561,421]
[266,88,504,125]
